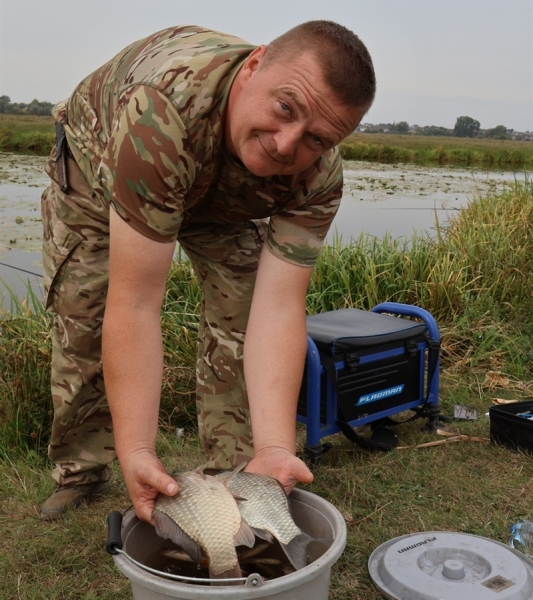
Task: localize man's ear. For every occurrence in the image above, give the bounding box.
[240,45,268,82]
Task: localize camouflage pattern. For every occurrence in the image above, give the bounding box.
[178,220,267,468]
[53,25,343,266]
[43,26,344,483]
[41,150,113,485]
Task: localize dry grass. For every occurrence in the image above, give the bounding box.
[1,179,533,598]
[2,404,533,599]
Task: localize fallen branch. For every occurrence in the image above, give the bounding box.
[396,430,489,450]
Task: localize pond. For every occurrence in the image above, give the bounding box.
[0,151,531,310]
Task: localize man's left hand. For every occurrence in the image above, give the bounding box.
[245,446,313,495]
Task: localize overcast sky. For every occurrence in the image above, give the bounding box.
[1,0,532,131]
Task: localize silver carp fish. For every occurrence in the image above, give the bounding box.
[152,466,255,584]
[218,470,313,570]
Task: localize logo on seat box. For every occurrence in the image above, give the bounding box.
[358,384,404,405]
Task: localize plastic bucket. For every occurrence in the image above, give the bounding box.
[111,488,347,599]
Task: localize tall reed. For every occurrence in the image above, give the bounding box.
[0,128,54,155]
[0,284,52,457]
[1,180,532,455]
[340,141,532,168]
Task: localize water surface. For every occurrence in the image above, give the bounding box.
[0,152,530,309]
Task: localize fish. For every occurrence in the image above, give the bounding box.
[152,465,256,585]
[217,470,314,570]
[162,540,271,565]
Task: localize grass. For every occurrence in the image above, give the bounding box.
[341,132,533,168]
[1,180,533,598]
[0,115,55,155]
[1,115,532,169]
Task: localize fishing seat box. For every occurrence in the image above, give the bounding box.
[490,400,533,455]
[297,302,441,459]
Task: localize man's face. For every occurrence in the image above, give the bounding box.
[225,46,365,178]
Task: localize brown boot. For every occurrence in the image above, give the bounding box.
[40,482,108,521]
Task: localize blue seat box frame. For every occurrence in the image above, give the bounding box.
[297,302,440,459]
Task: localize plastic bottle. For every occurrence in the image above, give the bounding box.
[509,520,533,558]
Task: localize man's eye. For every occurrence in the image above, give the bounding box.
[311,134,323,145]
[279,101,290,112]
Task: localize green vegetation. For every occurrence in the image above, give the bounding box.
[1,115,532,169]
[1,179,533,598]
[0,96,54,116]
[0,114,55,155]
[453,115,481,138]
[341,132,533,168]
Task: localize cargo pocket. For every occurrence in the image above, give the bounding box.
[41,186,82,311]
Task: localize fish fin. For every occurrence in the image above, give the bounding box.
[193,463,208,478]
[209,563,242,586]
[224,461,247,484]
[152,508,203,565]
[250,528,274,543]
[214,462,246,485]
[280,532,314,570]
[234,517,256,548]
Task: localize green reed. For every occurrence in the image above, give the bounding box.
[0,128,55,155]
[1,180,532,455]
[340,141,532,168]
[0,283,53,457]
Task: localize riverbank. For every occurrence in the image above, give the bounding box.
[341,132,533,169]
[1,179,533,598]
[0,183,533,600]
[1,114,532,168]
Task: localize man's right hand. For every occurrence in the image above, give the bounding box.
[119,450,179,523]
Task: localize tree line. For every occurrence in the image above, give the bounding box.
[361,116,523,140]
[0,95,53,116]
[0,96,525,141]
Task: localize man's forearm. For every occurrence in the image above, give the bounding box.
[102,304,164,462]
[243,310,307,454]
[243,247,312,455]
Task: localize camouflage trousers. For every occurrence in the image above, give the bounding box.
[42,152,264,486]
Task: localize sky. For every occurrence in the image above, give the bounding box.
[1,0,532,131]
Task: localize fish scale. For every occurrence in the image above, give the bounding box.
[226,473,301,545]
[217,470,314,570]
[153,470,254,578]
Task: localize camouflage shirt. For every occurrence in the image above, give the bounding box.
[53,26,343,266]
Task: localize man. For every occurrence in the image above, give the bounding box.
[40,20,375,522]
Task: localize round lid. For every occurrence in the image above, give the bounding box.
[368,531,533,600]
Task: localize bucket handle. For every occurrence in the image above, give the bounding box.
[105,510,264,587]
[106,510,124,555]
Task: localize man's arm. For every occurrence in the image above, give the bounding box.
[102,209,179,522]
[243,245,314,492]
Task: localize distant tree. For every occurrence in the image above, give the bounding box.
[420,125,451,136]
[486,125,509,140]
[0,96,53,116]
[27,98,54,116]
[390,121,409,134]
[0,95,10,113]
[453,116,481,138]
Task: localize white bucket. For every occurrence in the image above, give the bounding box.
[111,488,347,599]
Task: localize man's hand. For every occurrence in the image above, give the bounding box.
[245,447,313,495]
[119,450,179,522]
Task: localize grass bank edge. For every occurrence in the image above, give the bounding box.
[1,179,532,459]
[1,114,532,167]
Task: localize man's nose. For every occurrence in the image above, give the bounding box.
[273,125,302,157]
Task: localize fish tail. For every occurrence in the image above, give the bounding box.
[209,563,243,586]
[280,532,314,570]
